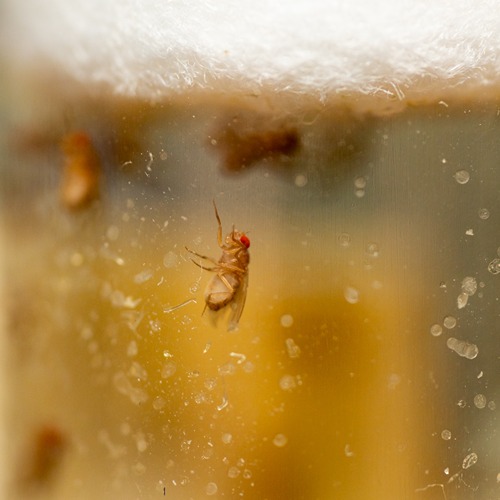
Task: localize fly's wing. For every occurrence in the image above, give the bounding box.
[227,274,248,332]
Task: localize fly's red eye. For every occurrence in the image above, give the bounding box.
[240,234,250,248]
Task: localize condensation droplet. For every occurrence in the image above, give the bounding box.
[163,251,178,269]
[70,252,84,267]
[153,396,166,410]
[366,243,379,258]
[228,466,240,478]
[354,189,365,198]
[453,170,470,184]
[473,394,487,409]
[462,452,478,469]
[294,174,308,187]
[457,292,469,309]
[279,374,297,391]
[430,324,443,337]
[280,314,294,328]
[106,225,120,241]
[338,233,351,247]
[344,286,359,304]
[441,429,452,440]
[354,176,367,189]
[446,338,478,359]
[273,434,288,447]
[205,482,218,496]
[487,258,500,275]
[344,444,355,457]
[221,433,233,445]
[478,208,490,220]
[134,269,153,284]
[461,276,477,296]
[161,361,177,379]
[285,338,301,359]
[127,340,138,357]
[443,316,457,329]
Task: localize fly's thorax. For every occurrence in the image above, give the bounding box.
[221,231,250,267]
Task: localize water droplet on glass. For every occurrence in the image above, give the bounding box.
[279,374,297,391]
[441,429,452,440]
[488,400,496,410]
[354,189,365,198]
[161,361,177,379]
[205,482,218,496]
[487,258,500,275]
[280,314,294,328]
[228,466,240,478]
[465,228,474,236]
[462,452,478,469]
[344,444,355,457]
[106,225,120,241]
[473,394,487,409]
[446,338,478,359]
[285,338,301,359]
[163,251,178,269]
[478,208,490,220]
[338,233,351,247]
[366,243,379,258]
[204,378,216,391]
[443,316,457,329]
[294,174,308,187]
[461,276,477,296]
[354,176,367,189]
[221,433,233,445]
[344,287,359,304]
[453,170,470,184]
[457,399,467,408]
[273,433,288,447]
[134,269,153,284]
[127,340,138,357]
[430,324,443,337]
[457,292,469,309]
[153,396,166,410]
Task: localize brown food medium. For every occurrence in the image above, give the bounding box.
[210,118,299,172]
[60,132,101,209]
[24,425,67,487]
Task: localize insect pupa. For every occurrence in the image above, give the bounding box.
[186,201,250,331]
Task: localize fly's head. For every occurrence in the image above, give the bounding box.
[227,230,250,249]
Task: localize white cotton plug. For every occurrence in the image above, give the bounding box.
[2,0,500,103]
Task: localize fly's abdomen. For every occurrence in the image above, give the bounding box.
[205,272,240,310]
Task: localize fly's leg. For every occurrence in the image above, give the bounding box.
[189,259,218,272]
[185,246,219,265]
[213,200,223,248]
[218,273,235,292]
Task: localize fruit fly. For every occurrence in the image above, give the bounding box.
[186,201,250,331]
